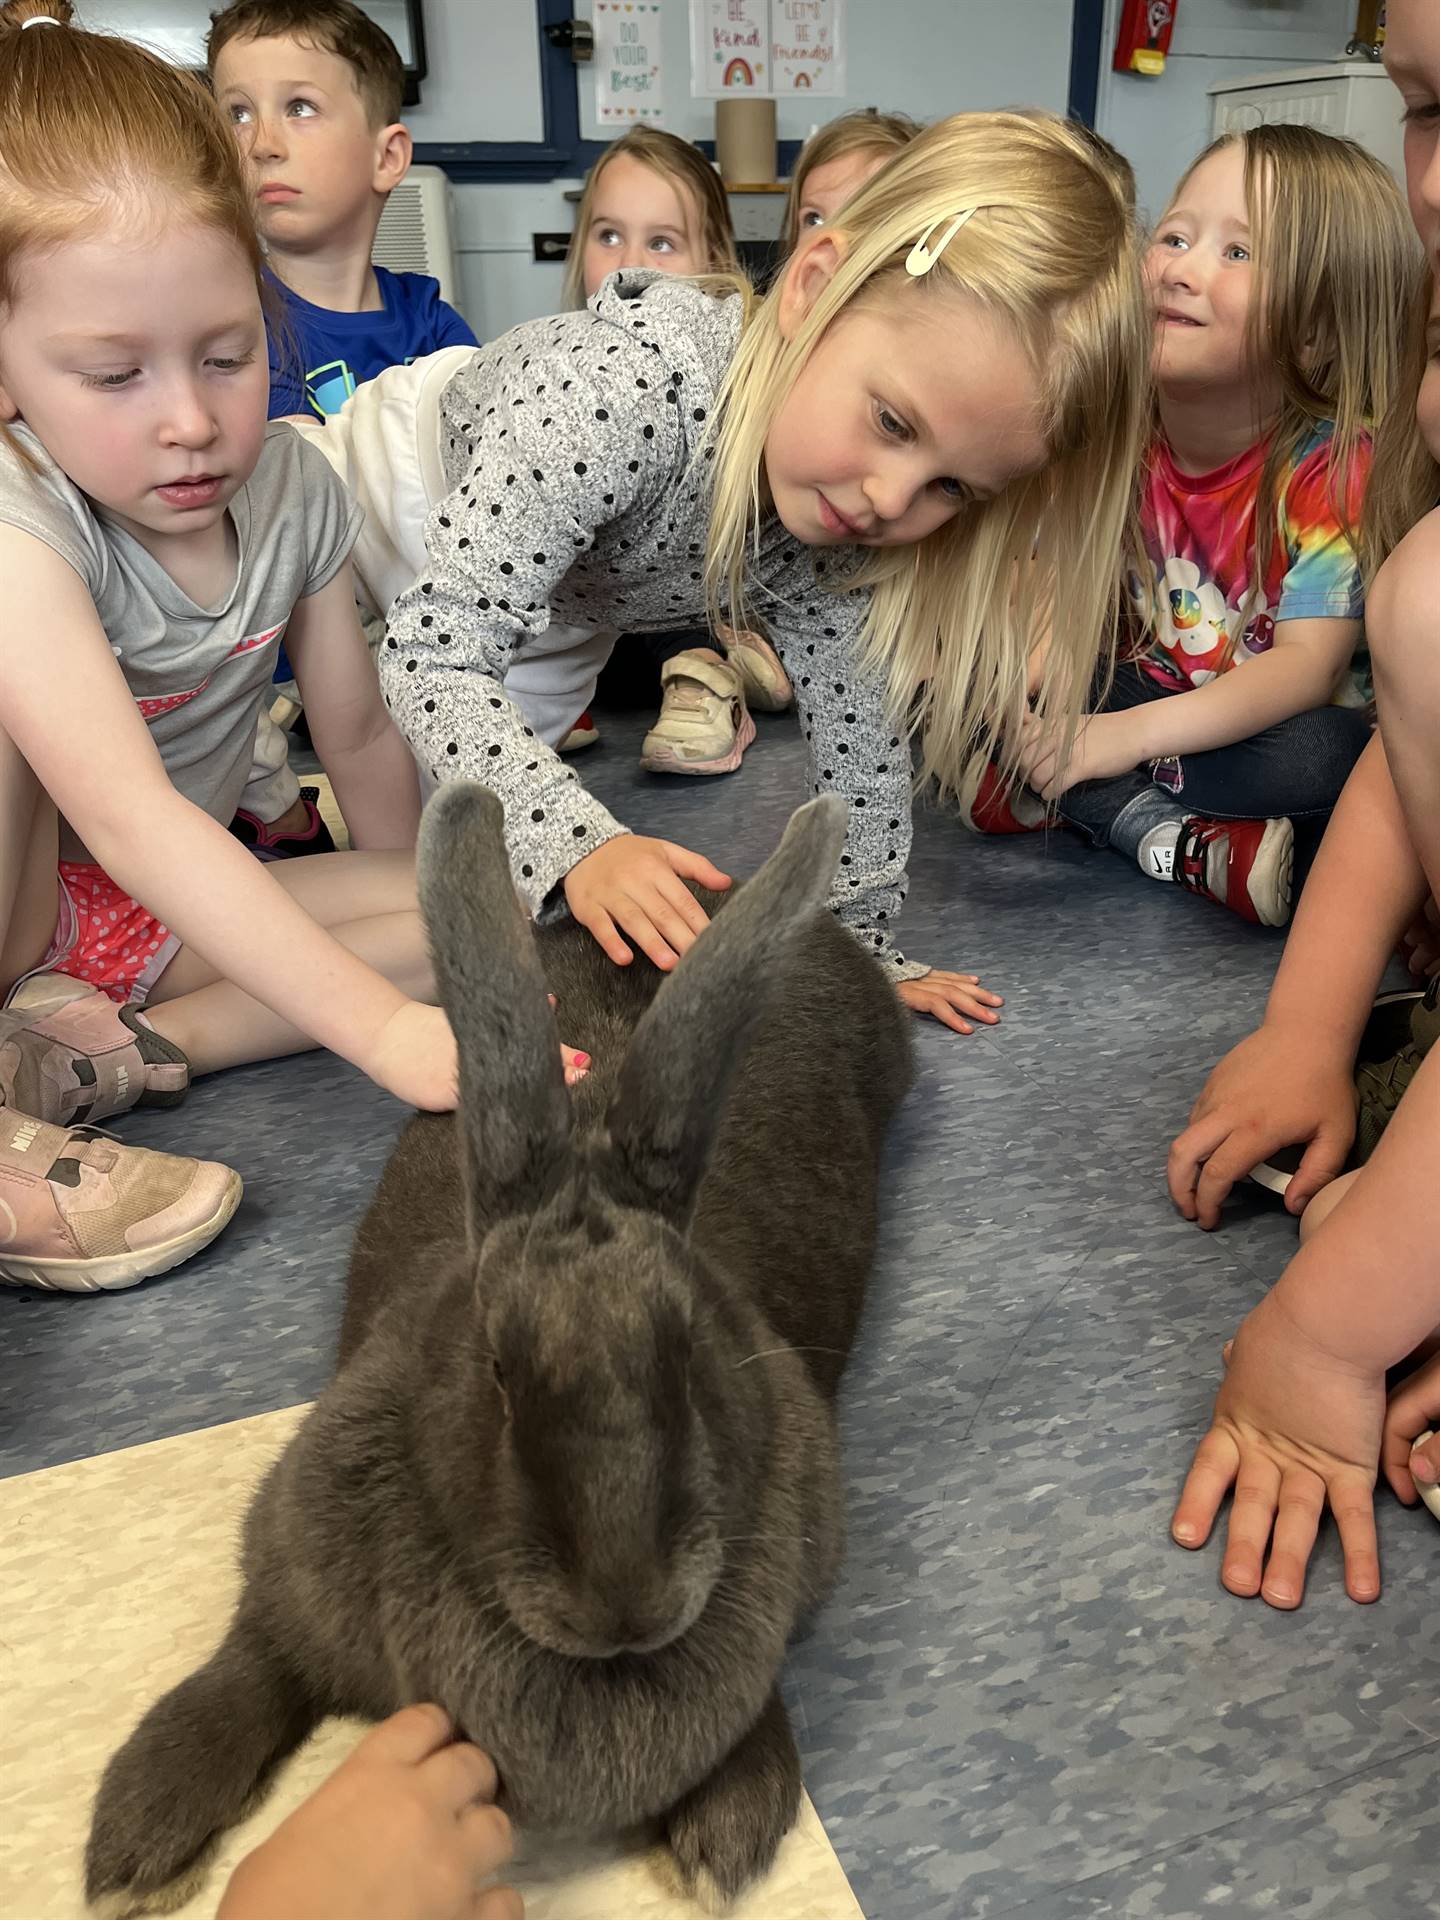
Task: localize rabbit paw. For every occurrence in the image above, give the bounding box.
[660,1703,801,1912]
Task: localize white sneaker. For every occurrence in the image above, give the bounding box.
[640,652,756,776]
[722,629,792,712]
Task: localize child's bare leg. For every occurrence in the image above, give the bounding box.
[0,721,61,992]
[144,851,430,1074]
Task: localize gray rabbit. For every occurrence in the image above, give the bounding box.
[86,785,913,1917]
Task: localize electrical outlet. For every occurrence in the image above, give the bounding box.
[532,232,571,264]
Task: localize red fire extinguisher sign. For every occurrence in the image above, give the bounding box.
[1113,0,1177,76]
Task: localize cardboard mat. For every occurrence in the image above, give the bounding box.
[0,1406,863,1920]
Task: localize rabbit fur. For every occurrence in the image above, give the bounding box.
[85,786,913,1917]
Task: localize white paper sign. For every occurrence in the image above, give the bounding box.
[770,0,844,93]
[690,0,769,93]
[594,0,666,125]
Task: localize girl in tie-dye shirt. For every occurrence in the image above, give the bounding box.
[1007,125,1420,928]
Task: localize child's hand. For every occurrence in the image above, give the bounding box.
[1171,1289,1386,1608]
[563,835,731,970]
[1381,1347,1440,1504]
[361,1004,586,1110]
[216,1705,522,1920]
[1014,710,1144,800]
[897,970,1004,1035]
[1167,1023,1357,1227]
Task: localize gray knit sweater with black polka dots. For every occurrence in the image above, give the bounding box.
[381,270,926,980]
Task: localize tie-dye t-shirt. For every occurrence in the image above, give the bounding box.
[1133,423,1370,704]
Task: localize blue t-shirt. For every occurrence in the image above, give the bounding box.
[266,265,478,419]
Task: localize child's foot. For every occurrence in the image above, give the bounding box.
[229,787,337,862]
[1155,815,1295,927]
[559,709,601,752]
[724,631,793,711]
[0,1107,241,1292]
[956,752,1049,833]
[640,652,755,776]
[0,975,190,1126]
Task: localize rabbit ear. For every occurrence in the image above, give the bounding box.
[417,783,573,1236]
[604,795,848,1225]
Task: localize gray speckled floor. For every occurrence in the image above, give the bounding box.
[3,703,1436,1919]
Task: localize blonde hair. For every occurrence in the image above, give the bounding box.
[706,110,1152,796]
[1149,125,1421,636]
[0,0,268,462]
[1363,268,1440,577]
[562,128,739,309]
[781,108,922,256]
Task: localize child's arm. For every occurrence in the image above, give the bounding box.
[0,529,453,1109]
[1016,617,1360,795]
[379,336,730,972]
[775,582,1002,1031]
[1172,1034,1440,1608]
[284,562,421,852]
[1167,732,1423,1224]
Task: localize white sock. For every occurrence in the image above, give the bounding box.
[1138,821,1182,882]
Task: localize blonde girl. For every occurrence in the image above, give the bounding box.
[557,127,787,771]
[781,108,922,256]
[1010,126,1420,929]
[562,126,739,309]
[378,109,1150,1033]
[0,2,580,1294]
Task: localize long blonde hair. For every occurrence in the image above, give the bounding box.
[781,108,922,256]
[0,0,268,465]
[1363,269,1440,577]
[706,109,1151,795]
[562,128,740,309]
[1150,125,1420,632]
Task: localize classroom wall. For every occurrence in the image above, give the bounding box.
[1093,0,1360,224]
[423,0,1078,341]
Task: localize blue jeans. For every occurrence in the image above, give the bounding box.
[1058,663,1372,849]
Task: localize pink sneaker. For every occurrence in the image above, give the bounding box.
[0,1108,241,1292]
[640,652,755,776]
[0,974,190,1126]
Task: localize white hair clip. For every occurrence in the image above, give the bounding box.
[21,14,63,24]
[905,207,982,278]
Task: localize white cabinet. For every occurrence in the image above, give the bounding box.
[1208,61,1404,187]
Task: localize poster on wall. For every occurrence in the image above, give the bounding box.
[690,0,843,96]
[594,0,666,123]
[770,0,844,94]
[691,0,769,93]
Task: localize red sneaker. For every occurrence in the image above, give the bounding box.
[559,709,600,752]
[956,755,1049,834]
[1173,815,1294,927]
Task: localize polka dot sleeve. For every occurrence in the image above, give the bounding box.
[380,319,687,919]
[766,573,930,983]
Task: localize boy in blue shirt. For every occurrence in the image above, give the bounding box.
[209,0,477,853]
[209,0,476,418]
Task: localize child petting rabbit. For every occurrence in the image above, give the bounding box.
[86,787,913,1915]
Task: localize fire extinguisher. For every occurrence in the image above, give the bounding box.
[1113,0,1177,76]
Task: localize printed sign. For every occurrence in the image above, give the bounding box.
[770,0,843,93]
[691,0,769,92]
[690,0,843,96]
[594,0,665,123]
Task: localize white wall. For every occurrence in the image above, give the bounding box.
[577,0,1076,144]
[1093,0,1358,224]
[432,0,1079,340]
